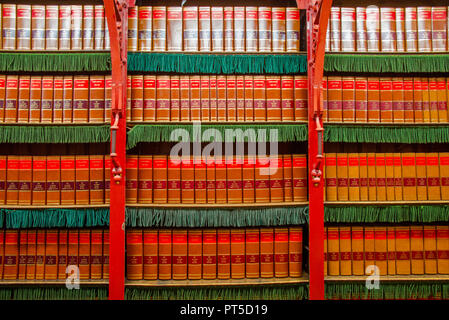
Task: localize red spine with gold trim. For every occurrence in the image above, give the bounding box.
[274,228,289,278]
[90,155,104,205]
[18,156,32,206]
[255,157,270,203]
[78,230,90,280]
[367,78,380,123]
[227,157,242,204]
[202,229,216,279]
[206,156,216,204]
[231,229,245,279]
[289,227,303,277]
[260,228,274,278]
[62,76,73,123]
[380,78,393,123]
[26,230,37,280]
[127,229,143,280]
[156,75,170,122]
[281,76,294,121]
[215,157,227,204]
[73,76,89,123]
[170,76,180,121]
[126,155,138,204]
[392,78,405,123]
[355,77,368,123]
[89,76,105,123]
[4,230,19,280]
[190,75,201,122]
[243,156,255,203]
[194,157,207,204]
[61,156,75,205]
[245,228,259,278]
[143,230,158,280]
[293,154,307,202]
[29,76,41,123]
[31,156,46,205]
[138,155,153,204]
[90,229,103,279]
[201,76,210,121]
[294,76,307,121]
[217,229,231,279]
[172,229,187,280]
[226,75,237,121]
[44,229,58,280]
[41,76,53,123]
[253,76,266,121]
[327,77,342,122]
[53,76,64,123]
[180,76,190,122]
[75,155,89,205]
[57,230,67,279]
[153,155,167,204]
[5,75,19,123]
[266,76,281,122]
[143,75,156,122]
[188,229,202,280]
[158,229,172,280]
[167,156,180,204]
[18,230,27,280]
[17,76,30,123]
[6,156,19,205]
[270,156,284,203]
[342,77,355,122]
[67,229,79,278]
[181,156,194,204]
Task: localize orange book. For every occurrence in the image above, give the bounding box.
[402,153,417,201]
[283,155,293,202]
[202,229,217,280]
[270,156,284,203]
[158,229,172,280]
[4,230,19,280]
[41,76,53,123]
[375,153,387,201]
[429,78,440,123]
[217,229,231,279]
[339,226,352,276]
[337,153,349,201]
[255,157,270,203]
[441,152,449,200]
[437,78,448,122]
[387,227,396,275]
[44,229,58,280]
[46,156,60,206]
[354,78,367,123]
[424,225,437,274]
[348,153,360,201]
[126,155,138,204]
[143,75,156,122]
[351,226,364,275]
[156,75,170,122]
[325,153,337,201]
[57,230,67,280]
[216,76,227,121]
[231,229,245,279]
[436,226,449,274]
[380,78,393,123]
[243,76,254,122]
[180,76,190,122]
[215,157,227,204]
[359,154,369,201]
[327,77,342,122]
[253,76,266,121]
[0,76,6,123]
[367,78,380,123]
[281,76,294,121]
[374,227,387,275]
[385,154,395,201]
[226,75,237,121]
[172,229,187,280]
[289,227,303,277]
[393,153,403,200]
[5,75,19,123]
[62,76,73,123]
[209,76,217,121]
[324,227,328,276]
[0,156,4,205]
[181,156,195,204]
[78,230,91,280]
[245,228,260,278]
[396,226,411,275]
[243,156,255,203]
[103,231,109,279]
[364,227,375,275]
[18,230,27,280]
[138,155,153,204]
[0,230,3,279]
[75,155,89,205]
[31,156,45,206]
[73,76,89,123]
[342,77,355,122]
[61,156,75,205]
[292,154,307,202]
[427,153,441,200]
[392,78,405,123]
[194,157,206,204]
[143,230,158,280]
[200,76,210,121]
[274,228,289,278]
[130,75,144,122]
[416,153,428,201]
[18,156,32,206]
[327,227,340,275]
[26,230,37,280]
[104,156,110,204]
[170,76,180,121]
[190,76,201,121]
[6,156,19,205]
[286,7,300,52]
[126,229,143,280]
[266,76,281,122]
[410,226,424,275]
[403,78,414,122]
[53,76,64,123]
[153,155,167,204]
[294,76,308,122]
[188,229,202,280]
[35,230,45,280]
[90,229,103,280]
[17,76,30,123]
[206,156,216,204]
[126,77,131,122]
[90,155,104,205]
[421,79,430,123]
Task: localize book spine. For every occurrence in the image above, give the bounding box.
[202,229,216,279]
[45,5,59,50]
[2,4,16,50]
[60,156,75,205]
[29,76,41,123]
[233,7,245,52]
[242,156,255,203]
[286,8,300,52]
[339,226,352,276]
[194,157,207,204]
[200,76,210,121]
[325,153,337,201]
[376,153,387,201]
[44,229,58,280]
[393,153,403,200]
[71,5,83,51]
[89,75,105,123]
[143,75,156,122]
[403,79,415,122]
[274,228,288,278]
[223,7,233,52]
[75,156,89,205]
[351,226,364,275]
[190,75,201,121]
[253,76,266,121]
[230,229,245,279]
[330,7,341,51]
[226,75,237,121]
[367,153,376,201]
[396,8,406,52]
[188,229,202,280]
[355,77,367,122]
[209,76,217,121]
[78,229,90,280]
[156,75,170,121]
[281,76,294,121]
[217,229,230,279]
[258,7,272,52]
[282,155,293,202]
[169,76,180,121]
[4,230,19,279]
[89,155,104,205]
[158,229,172,280]
[429,78,439,123]
[380,7,396,52]
[427,153,441,201]
[260,228,274,278]
[416,78,426,123]
[272,7,286,52]
[17,76,30,123]
[356,7,367,52]
[366,6,380,52]
[374,227,387,275]
[348,153,360,201]
[211,7,223,52]
[58,6,71,50]
[327,76,342,122]
[181,156,194,204]
[6,156,19,205]
[127,6,137,52]
[153,155,167,203]
[104,156,110,204]
[396,226,411,275]
[198,6,211,52]
[143,230,158,280]
[35,230,45,280]
[57,230,67,279]
[94,5,105,50]
[83,5,94,50]
[26,230,36,280]
[183,6,198,52]
[436,226,449,274]
[215,157,227,204]
[73,76,89,123]
[126,77,131,121]
[0,156,6,204]
[246,7,258,52]
[206,156,216,204]
[62,76,73,123]
[127,229,143,280]
[342,76,355,122]
[126,155,138,204]
[411,226,424,275]
[154,6,167,51]
[387,227,396,275]
[432,7,447,52]
[341,7,356,52]
[327,227,340,275]
[138,155,153,204]
[416,153,427,201]
[289,227,302,277]
[172,229,187,280]
[88,229,102,279]
[236,76,245,121]
[255,157,270,203]
[424,226,437,274]
[18,156,32,205]
[292,154,307,202]
[367,78,380,123]
[294,76,308,121]
[266,76,281,122]
[104,17,110,50]
[18,230,27,280]
[103,231,109,279]
[405,7,418,52]
[392,78,405,123]
[359,153,368,201]
[17,5,31,51]
[244,76,254,121]
[337,153,349,201]
[417,7,432,52]
[41,76,53,123]
[5,75,18,123]
[441,153,449,200]
[437,78,448,122]
[137,6,152,52]
[180,76,190,121]
[53,76,64,123]
[167,156,180,204]
[385,153,395,201]
[245,228,259,278]
[269,156,284,203]
[364,227,375,275]
[0,76,6,123]
[380,78,393,123]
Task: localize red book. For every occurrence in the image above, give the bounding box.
[245,228,260,278]
[202,230,217,279]
[217,229,231,279]
[26,230,37,280]
[172,229,187,280]
[226,76,237,121]
[188,229,202,280]
[57,230,67,279]
[18,230,27,280]
[4,230,19,280]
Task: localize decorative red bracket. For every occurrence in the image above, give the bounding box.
[104,0,135,300]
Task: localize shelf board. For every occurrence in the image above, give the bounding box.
[325,201,449,206]
[0,204,110,209]
[126,276,308,287]
[127,202,308,209]
[0,279,108,286]
[128,121,308,126]
[0,123,109,126]
[325,275,449,282]
[324,122,449,126]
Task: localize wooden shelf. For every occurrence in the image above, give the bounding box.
[325,201,449,206]
[325,52,449,55]
[0,279,108,286]
[0,123,109,126]
[324,122,449,126]
[126,275,309,287]
[0,204,109,209]
[127,202,308,209]
[325,275,449,282]
[128,121,308,126]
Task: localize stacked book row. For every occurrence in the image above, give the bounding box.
[1,4,301,53]
[126,155,307,205]
[325,225,449,276]
[324,77,449,124]
[327,6,449,52]
[0,228,109,280]
[0,155,110,206]
[126,227,303,280]
[324,152,449,202]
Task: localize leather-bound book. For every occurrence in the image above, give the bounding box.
[202,229,216,279]
[90,229,103,279]
[26,230,37,280]
[270,156,284,203]
[253,76,266,121]
[18,230,27,280]
[367,153,377,201]
[94,5,105,50]
[294,76,307,122]
[255,157,270,203]
[181,156,194,204]
[218,229,231,279]
[131,75,144,122]
[374,227,387,275]
[417,7,432,52]
[342,77,355,122]
[127,77,131,121]
[53,76,64,123]
[138,6,152,52]
[226,75,237,121]
[339,226,352,276]
[258,7,272,52]
[211,7,224,52]
[330,7,341,51]
[356,7,367,52]
[18,156,32,205]
[200,76,210,121]
[351,226,364,275]
[29,76,42,123]
[227,156,243,204]
[190,75,201,121]
[245,228,259,278]
[167,156,180,204]
[429,78,439,123]
[236,76,245,121]
[393,153,403,200]
[127,6,138,52]
[385,154,395,201]
[392,78,404,123]
[156,75,170,121]
[180,76,191,121]
[158,229,172,280]
[103,231,109,279]
[31,5,45,50]
[327,227,340,275]
[188,229,202,280]
[5,75,19,123]
[322,78,328,121]
[153,155,167,204]
[172,229,187,280]
[2,4,16,50]
[441,152,449,200]
[104,155,110,204]
[47,153,63,206]
[286,7,300,52]
[78,229,90,280]
[17,76,30,123]
[364,227,375,275]
[424,225,437,274]
[45,5,58,50]
[194,156,207,204]
[348,153,360,201]
[127,229,143,280]
[341,7,356,52]
[403,78,414,122]
[0,230,3,279]
[17,5,31,50]
[231,229,245,279]
[292,154,307,202]
[387,227,396,275]
[437,78,447,122]
[215,157,227,204]
[337,153,349,201]
[44,229,58,280]
[6,156,19,205]
[272,7,286,52]
[223,7,234,52]
[274,228,289,278]
[431,7,447,52]
[410,226,424,275]
[380,7,396,52]
[90,155,104,205]
[367,78,380,123]
[71,5,83,50]
[62,76,73,123]
[246,7,258,52]
[325,153,337,201]
[143,75,156,122]
[393,8,405,52]
[166,7,183,51]
[126,155,138,204]
[35,230,45,280]
[170,76,180,121]
[57,230,67,279]
[89,75,105,123]
[143,230,158,280]
[75,155,89,205]
[199,6,211,52]
[138,155,152,204]
[0,156,6,204]
[324,227,328,276]
[380,78,393,123]
[281,76,294,121]
[366,6,380,52]
[61,156,75,205]
[376,153,387,201]
[0,76,6,122]
[427,153,441,200]
[82,5,94,50]
[41,76,53,123]
[420,78,429,123]
[416,153,427,201]
[327,76,342,122]
[289,227,303,277]
[206,156,216,204]
[4,230,19,280]
[234,7,245,52]
[58,6,71,50]
[183,6,198,52]
[437,226,449,274]
[283,154,293,202]
[396,226,411,275]
[359,153,368,201]
[73,76,89,123]
[209,76,217,121]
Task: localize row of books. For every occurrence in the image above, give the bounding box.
[324,153,449,202]
[325,225,449,276]
[0,4,302,52]
[0,75,111,124]
[0,229,109,280]
[323,77,449,124]
[126,227,303,280]
[326,6,449,52]
[126,154,307,205]
[0,155,110,206]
